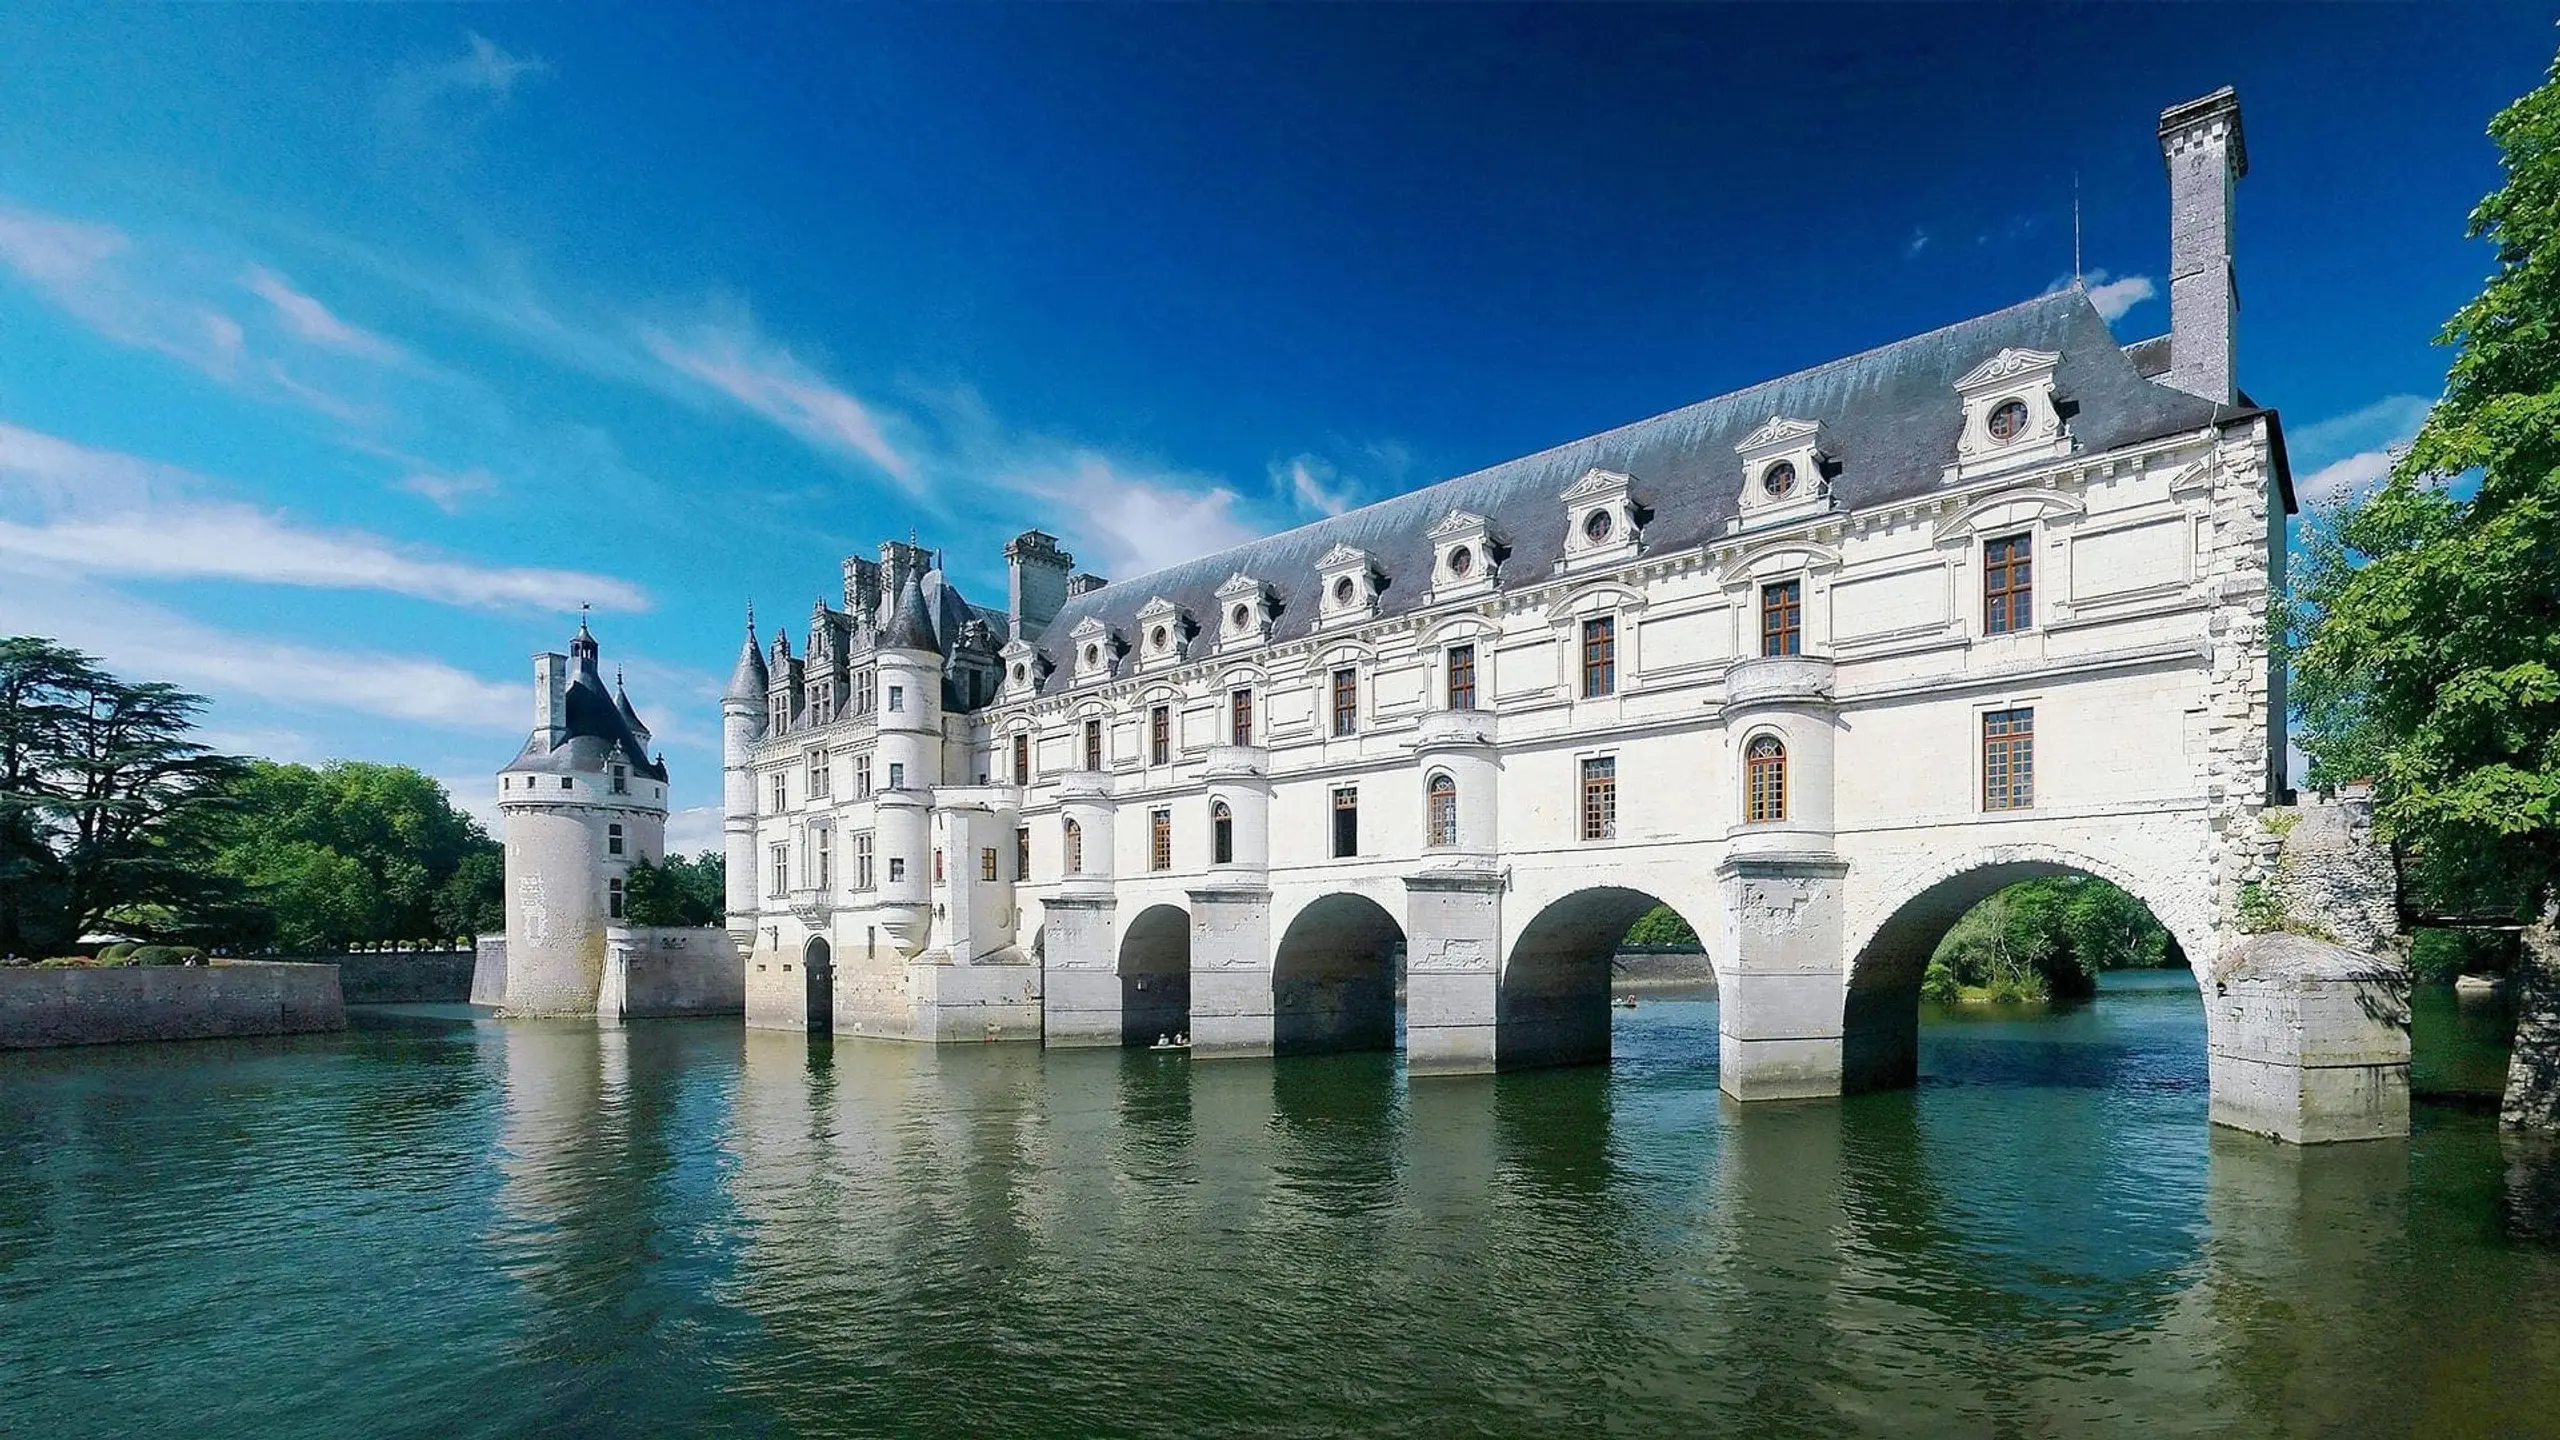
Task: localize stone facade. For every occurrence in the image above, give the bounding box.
[720,89,2404,1142]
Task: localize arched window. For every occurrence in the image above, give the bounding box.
[1063,817,1084,875]
[1211,799,1234,865]
[1746,734,1788,823]
[1427,772,1458,848]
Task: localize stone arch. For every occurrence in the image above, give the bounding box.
[1503,886,1708,1070]
[802,935,833,1033]
[1841,841,2204,1093]
[1117,903,1190,1047]
[1272,892,1404,1057]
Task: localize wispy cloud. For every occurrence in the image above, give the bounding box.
[1906,227,1931,258]
[0,206,252,380]
[1274,454,1360,516]
[0,567,523,732]
[2084,271,2157,323]
[641,310,913,486]
[0,422,645,612]
[395,466,500,514]
[2292,394,2433,509]
[242,266,404,363]
[382,30,548,139]
[993,450,1257,578]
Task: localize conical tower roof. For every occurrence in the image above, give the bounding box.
[725,612,770,702]
[883,574,942,655]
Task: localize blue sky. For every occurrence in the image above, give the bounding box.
[0,4,2548,845]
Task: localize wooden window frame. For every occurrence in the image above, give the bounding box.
[1982,707,2036,811]
[1332,787,1359,858]
[1063,818,1084,875]
[1230,688,1254,746]
[769,843,789,899]
[1761,580,1802,657]
[1015,826,1030,882]
[1150,704,1171,766]
[1580,756,1617,841]
[1083,718,1103,772]
[1983,532,2033,636]
[1745,734,1788,824]
[1012,733,1030,785]
[1149,808,1173,872]
[1211,800,1234,865]
[854,831,875,891]
[980,847,998,882]
[1331,667,1358,737]
[1447,644,1477,711]
[1581,616,1616,698]
[1427,772,1458,848]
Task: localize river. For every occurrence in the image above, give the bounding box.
[4,970,2558,1438]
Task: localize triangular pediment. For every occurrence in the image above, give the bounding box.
[1736,415,1822,455]
[1316,542,1373,572]
[1136,594,1183,623]
[1214,571,1266,600]
[1954,347,2062,392]
[1560,467,1634,503]
[1069,614,1111,640]
[1428,508,1494,541]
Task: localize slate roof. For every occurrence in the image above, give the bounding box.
[1029,287,2260,678]
[504,650,669,783]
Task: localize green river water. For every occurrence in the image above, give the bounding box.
[5,971,2559,1439]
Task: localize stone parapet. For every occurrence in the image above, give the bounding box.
[1720,655,1837,715]
[2208,933,2410,1142]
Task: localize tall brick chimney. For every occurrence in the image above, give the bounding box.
[2158,87,2247,405]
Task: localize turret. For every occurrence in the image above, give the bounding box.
[722,608,769,935]
[871,574,943,955]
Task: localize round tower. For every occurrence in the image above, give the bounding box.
[872,574,943,956]
[721,608,769,940]
[496,619,670,1016]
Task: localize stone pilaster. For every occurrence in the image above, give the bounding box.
[1188,882,1272,1058]
[1404,867,1504,1076]
[1717,851,1852,1100]
[1038,887,1118,1047]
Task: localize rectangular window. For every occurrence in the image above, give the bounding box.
[816,828,832,889]
[610,763,629,795]
[1150,808,1172,871]
[1983,707,2036,811]
[888,761,905,790]
[1332,787,1359,858]
[854,831,875,891]
[807,748,830,798]
[981,847,999,882]
[934,849,944,884]
[1984,533,2033,635]
[561,777,573,791]
[1581,616,1616,698]
[1150,705,1171,765]
[1331,667,1358,737]
[889,856,907,883]
[608,877,625,919]
[770,772,787,812]
[1761,580,1802,657]
[1013,734,1030,785]
[1230,688,1254,746]
[1084,719,1103,771]
[887,684,904,713]
[1580,756,1617,841]
[854,669,874,715]
[770,843,790,899]
[1015,826,1030,882]
[854,755,873,798]
[607,822,625,857]
[1447,644,1477,711]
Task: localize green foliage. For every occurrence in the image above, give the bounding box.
[1926,876,2173,1003]
[0,636,247,957]
[2235,880,2287,935]
[624,852,726,928]
[97,942,136,963]
[1621,904,1700,949]
[2289,50,2560,927]
[127,945,204,967]
[205,760,498,951]
[2409,927,2520,982]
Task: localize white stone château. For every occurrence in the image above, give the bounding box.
[724,89,2406,1140]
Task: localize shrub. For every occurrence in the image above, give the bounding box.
[127,945,205,966]
[98,942,137,963]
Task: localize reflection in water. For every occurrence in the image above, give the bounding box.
[6,980,2560,1438]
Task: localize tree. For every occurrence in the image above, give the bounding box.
[1922,877,2171,1004]
[206,760,497,951]
[2289,49,2560,1128]
[0,637,245,956]
[1622,904,1700,949]
[625,852,725,928]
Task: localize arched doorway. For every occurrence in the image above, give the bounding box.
[1844,855,2193,1094]
[803,935,833,1033]
[1119,903,1191,1047]
[1273,893,1404,1056]
[1505,887,1708,1070]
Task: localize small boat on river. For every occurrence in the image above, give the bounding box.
[1151,1033,1192,1052]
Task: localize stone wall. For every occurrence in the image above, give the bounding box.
[2264,786,2401,954]
[0,960,345,1050]
[602,926,745,1021]
[266,951,476,1004]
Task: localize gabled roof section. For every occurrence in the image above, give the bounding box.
[1026,286,2239,669]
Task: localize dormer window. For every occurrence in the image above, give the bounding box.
[1730,417,1836,534]
[1949,348,2072,482]
[1448,546,1473,577]
[1215,573,1276,652]
[1069,616,1121,683]
[1315,544,1382,627]
[1558,469,1644,573]
[1427,509,1502,600]
[1761,461,1797,498]
[1135,596,1193,668]
[998,639,1049,699]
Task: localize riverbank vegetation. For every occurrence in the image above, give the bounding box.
[1922,877,2176,1005]
[2286,48,2560,1126]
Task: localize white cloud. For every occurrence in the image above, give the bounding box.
[0,565,524,731]
[1906,228,1930,257]
[242,267,405,363]
[2290,394,2433,510]
[641,312,914,486]
[395,467,500,514]
[0,422,646,612]
[451,32,546,97]
[2085,273,2157,322]
[383,30,548,134]
[1274,453,1359,516]
[991,450,1258,578]
[663,805,724,858]
[0,206,251,380]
